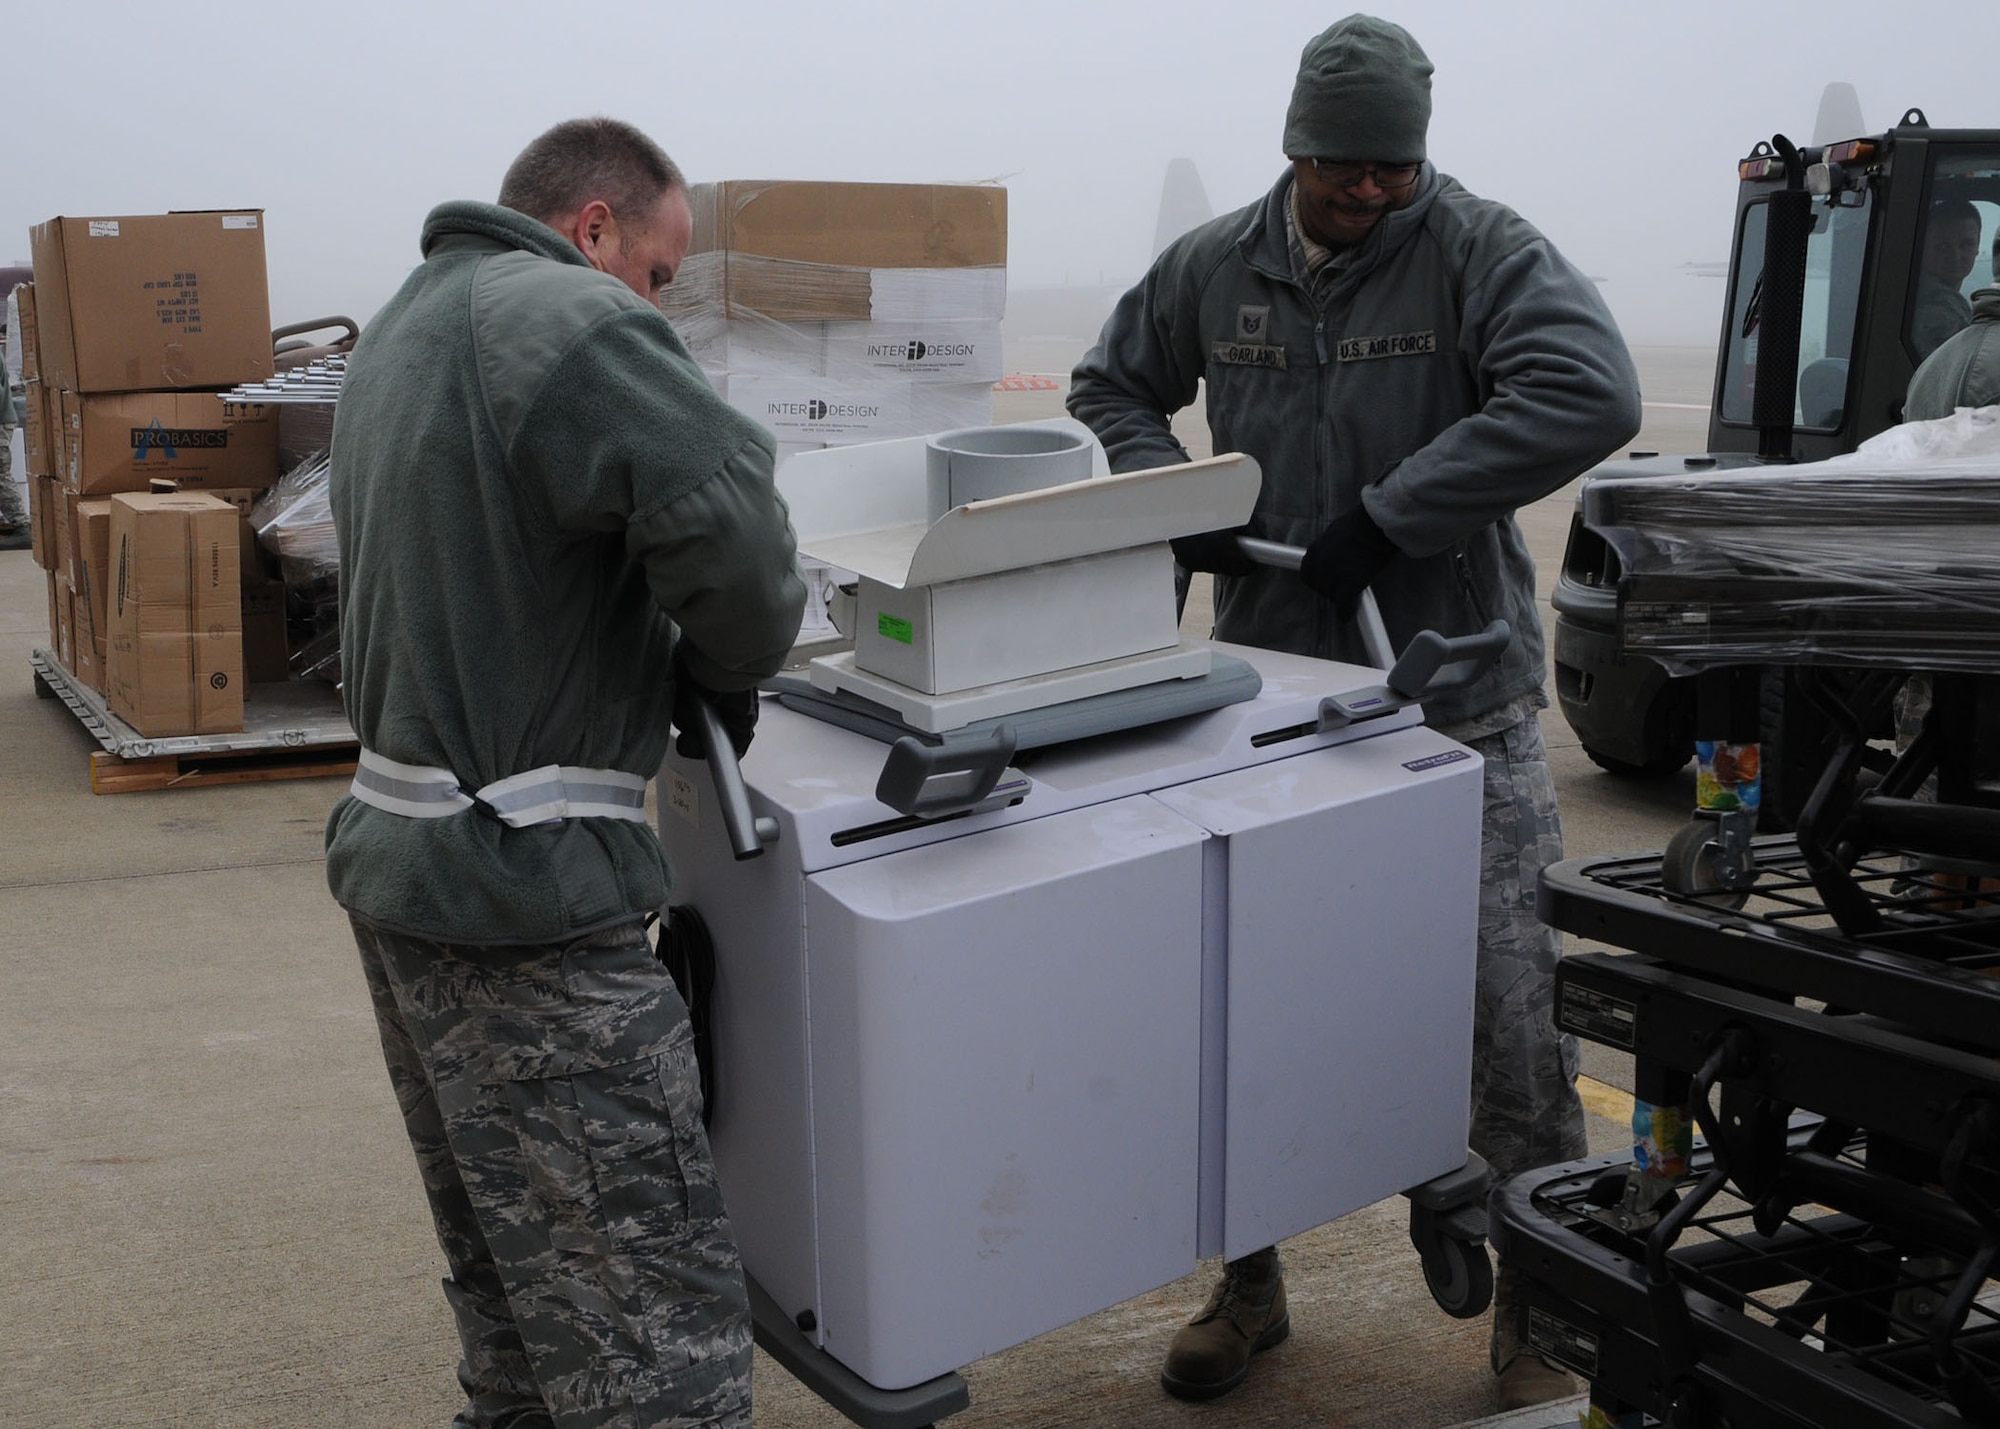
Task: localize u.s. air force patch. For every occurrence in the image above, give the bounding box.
[1338,330,1438,361]
[1211,340,1288,369]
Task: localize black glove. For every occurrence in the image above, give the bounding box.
[672,650,760,761]
[1169,526,1261,578]
[1297,504,1399,623]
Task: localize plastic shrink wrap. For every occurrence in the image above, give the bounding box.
[1582,406,2000,673]
[250,451,341,681]
[658,180,1010,647]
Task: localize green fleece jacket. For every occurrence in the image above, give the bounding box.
[326,201,805,944]
[1906,286,2000,420]
[1070,168,1640,726]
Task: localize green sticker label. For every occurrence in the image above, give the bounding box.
[878,612,915,645]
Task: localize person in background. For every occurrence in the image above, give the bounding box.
[1911,199,1984,362]
[1068,14,1641,1412]
[1894,229,2000,814]
[0,346,28,548]
[1907,229,2000,419]
[327,116,804,1428]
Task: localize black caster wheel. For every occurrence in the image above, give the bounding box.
[1421,1233,1493,1319]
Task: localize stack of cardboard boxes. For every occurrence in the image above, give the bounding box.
[19,211,283,736]
[658,180,1008,641]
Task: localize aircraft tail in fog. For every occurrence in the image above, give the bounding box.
[1153,158,1214,259]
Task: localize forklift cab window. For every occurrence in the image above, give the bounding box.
[1905,151,2000,363]
[1719,189,1871,431]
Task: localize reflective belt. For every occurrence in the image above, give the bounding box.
[349,747,649,828]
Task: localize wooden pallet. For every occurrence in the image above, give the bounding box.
[32,647,359,794]
[89,744,358,794]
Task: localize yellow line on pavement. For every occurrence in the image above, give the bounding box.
[1577,1074,1634,1127]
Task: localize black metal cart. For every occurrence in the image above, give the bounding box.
[1497,449,2000,1427]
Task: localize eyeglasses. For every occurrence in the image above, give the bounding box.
[1303,159,1421,192]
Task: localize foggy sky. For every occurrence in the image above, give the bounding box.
[9,0,1994,349]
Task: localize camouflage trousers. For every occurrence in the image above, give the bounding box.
[351,916,751,1428]
[0,424,26,526]
[1457,716,1588,1181]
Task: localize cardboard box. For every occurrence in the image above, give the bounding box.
[719,374,992,446]
[29,212,273,393]
[57,388,79,485]
[15,281,39,383]
[70,495,115,651]
[867,267,1008,324]
[45,570,59,651]
[665,252,874,323]
[71,605,106,693]
[67,392,279,495]
[54,575,75,674]
[193,486,274,584]
[690,181,1006,269]
[691,320,1004,384]
[669,181,1006,323]
[20,378,50,478]
[240,578,289,683]
[105,492,243,735]
[53,483,74,586]
[30,476,58,570]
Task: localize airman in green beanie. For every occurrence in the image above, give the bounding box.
[1071,13,1641,1413]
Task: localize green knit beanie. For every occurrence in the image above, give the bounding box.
[1283,15,1433,163]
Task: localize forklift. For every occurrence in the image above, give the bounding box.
[1552,103,2000,831]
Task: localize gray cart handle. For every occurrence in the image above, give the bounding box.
[690,694,781,861]
[875,725,1023,820]
[1235,536,1510,726]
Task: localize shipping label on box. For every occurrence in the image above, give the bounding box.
[821,322,1004,383]
[106,492,244,736]
[69,392,279,495]
[721,375,913,442]
[28,212,274,393]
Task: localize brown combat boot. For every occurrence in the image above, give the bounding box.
[1491,1260,1579,1410]
[1160,1246,1290,1401]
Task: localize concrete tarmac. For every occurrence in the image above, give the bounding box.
[0,346,1714,1426]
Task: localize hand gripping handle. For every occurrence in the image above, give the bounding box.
[690,694,780,861]
[1231,536,1511,724]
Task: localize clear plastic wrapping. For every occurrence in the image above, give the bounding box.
[250,450,341,680]
[1583,406,2000,673]
[251,450,336,584]
[657,181,1010,647]
[657,180,1008,452]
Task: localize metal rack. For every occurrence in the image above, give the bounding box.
[1494,1127,2000,1429]
[1507,670,2000,1425]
